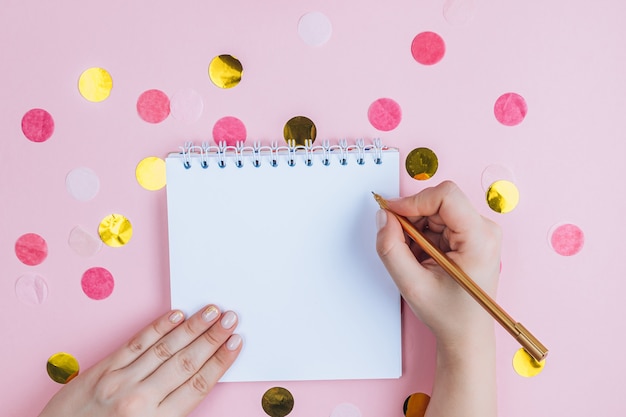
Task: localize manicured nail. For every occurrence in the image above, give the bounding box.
[202,305,219,322]
[226,334,242,351]
[376,209,387,231]
[220,311,237,329]
[169,310,184,324]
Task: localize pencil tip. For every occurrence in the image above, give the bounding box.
[371,192,386,209]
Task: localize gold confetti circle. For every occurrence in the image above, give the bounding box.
[513,348,545,377]
[209,54,243,89]
[78,67,113,102]
[405,147,438,180]
[486,180,519,213]
[262,386,294,417]
[403,393,430,417]
[283,116,316,146]
[98,214,133,247]
[136,156,166,191]
[47,352,79,384]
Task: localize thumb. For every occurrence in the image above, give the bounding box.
[375,209,429,297]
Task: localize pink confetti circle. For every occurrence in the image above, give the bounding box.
[494,93,527,126]
[411,31,446,65]
[15,233,48,266]
[137,89,170,123]
[15,274,49,305]
[81,267,115,300]
[21,108,54,142]
[213,116,247,146]
[550,224,585,256]
[368,98,402,131]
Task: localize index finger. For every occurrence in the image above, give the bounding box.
[385,180,483,235]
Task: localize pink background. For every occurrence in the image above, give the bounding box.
[1,0,624,416]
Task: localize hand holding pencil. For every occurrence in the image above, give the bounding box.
[374,180,545,417]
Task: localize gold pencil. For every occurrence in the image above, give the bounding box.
[373,192,548,362]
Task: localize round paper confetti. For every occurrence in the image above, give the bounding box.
[170,88,204,122]
[137,89,170,123]
[481,164,515,192]
[66,167,100,201]
[136,157,166,191]
[330,403,362,417]
[411,31,446,65]
[15,233,48,266]
[47,352,79,384]
[261,387,294,417]
[405,147,438,180]
[98,214,132,247]
[298,11,333,46]
[486,180,519,214]
[443,0,476,25]
[209,55,243,89]
[81,267,114,300]
[550,223,585,256]
[213,116,247,146]
[284,116,316,146]
[68,225,102,257]
[78,67,113,102]
[15,274,48,305]
[494,92,527,126]
[403,393,431,417]
[512,348,545,377]
[21,108,54,143]
[368,98,402,131]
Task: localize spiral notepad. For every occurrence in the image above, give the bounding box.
[165,139,401,382]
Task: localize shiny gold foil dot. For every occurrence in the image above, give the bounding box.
[78,67,113,102]
[261,387,294,417]
[136,156,166,191]
[47,352,79,384]
[208,54,243,89]
[486,180,519,214]
[283,116,316,146]
[512,347,545,377]
[405,147,438,180]
[403,392,431,417]
[98,214,133,247]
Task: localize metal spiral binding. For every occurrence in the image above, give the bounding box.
[178,139,387,168]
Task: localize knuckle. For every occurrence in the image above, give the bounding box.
[151,320,166,337]
[202,329,224,347]
[153,341,173,361]
[183,320,199,337]
[190,373,211,395]
[212,351,231,370]
[126,337,143,354]
[178,354,198,374]
[375,236,396,259]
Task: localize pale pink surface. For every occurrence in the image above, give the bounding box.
[1,1,625,417]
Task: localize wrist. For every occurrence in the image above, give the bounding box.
[434,323,496,364]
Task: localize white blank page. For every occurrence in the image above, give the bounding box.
[166,148,401,382]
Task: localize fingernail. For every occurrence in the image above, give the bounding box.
[169,310,184,324]
[202,305,219,322]
[221,311,237,329]
[226,334,242,351]
[376,209,387,231]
